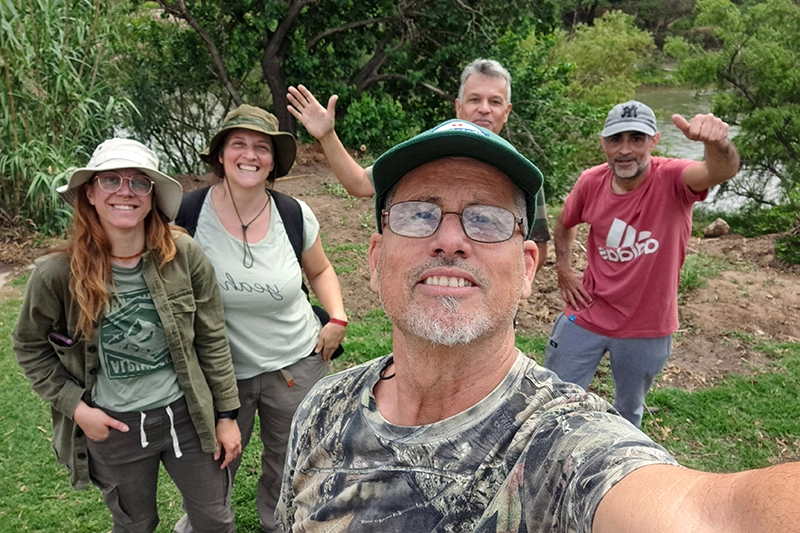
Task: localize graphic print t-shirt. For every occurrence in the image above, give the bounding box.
[92,261,182,412]
[560,157,705,337]
[194,190,321,378]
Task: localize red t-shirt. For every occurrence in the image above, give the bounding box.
[561,157,706,337]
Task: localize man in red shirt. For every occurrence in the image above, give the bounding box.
[547,100,740,428]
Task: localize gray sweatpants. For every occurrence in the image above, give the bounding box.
[86,397,234,533]
[544,313,672,428]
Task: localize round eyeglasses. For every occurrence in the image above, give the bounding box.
[382,201,523,243]
[91,172,154,196]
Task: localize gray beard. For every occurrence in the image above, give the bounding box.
[402,295,491,346]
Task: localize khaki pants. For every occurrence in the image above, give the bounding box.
[233,354,329,533]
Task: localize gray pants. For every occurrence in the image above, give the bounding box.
[544,313,672,428]
[87,397,235,533]
[232,354,329,533]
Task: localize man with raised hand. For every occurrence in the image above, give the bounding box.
[546,100,740,428]
[276,120,798,533]
[286,58,550,271]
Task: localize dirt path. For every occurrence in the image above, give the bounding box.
[3,144,799,391]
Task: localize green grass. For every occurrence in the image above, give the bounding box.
[323,242,370,276]
[679,252,737,294]
[331,307,393,372]
[4,273,800,530]
[643,342,800,472]
[320,182,351,200]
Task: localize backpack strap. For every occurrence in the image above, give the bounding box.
[175,186,211,237]
[269,189,304,266]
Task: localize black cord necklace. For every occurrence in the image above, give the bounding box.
[379,357,396,380]
[226,182,270,268]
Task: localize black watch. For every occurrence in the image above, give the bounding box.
[216,408,239,421]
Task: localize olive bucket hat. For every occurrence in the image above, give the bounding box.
[57,138,183,221]
[201,104,297,177]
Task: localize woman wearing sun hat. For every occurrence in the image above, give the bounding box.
[176,104,346,532]
[12,138,241,532]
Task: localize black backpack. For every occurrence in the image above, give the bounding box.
[175,186,344,358]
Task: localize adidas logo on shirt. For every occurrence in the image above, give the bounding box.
[598,218,660,262]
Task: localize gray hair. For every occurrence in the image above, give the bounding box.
[457,59,512,103]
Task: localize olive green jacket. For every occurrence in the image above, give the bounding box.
[12,232,239,489]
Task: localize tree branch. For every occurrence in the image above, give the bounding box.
[155,0,242,105]
[262,0,315,131]
[307,16,400,50]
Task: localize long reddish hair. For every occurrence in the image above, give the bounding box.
[66,181,179,339]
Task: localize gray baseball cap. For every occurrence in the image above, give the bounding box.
[371,120,543,239]
[601,100,658,137]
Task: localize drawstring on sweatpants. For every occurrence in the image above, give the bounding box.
[138,406,183,458]
[140,412,149,448]
[166,405,183,458]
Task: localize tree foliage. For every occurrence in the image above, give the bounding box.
[124,0,561,173]
[114,4,243,175]
[500,32,608,200]
[610,0,697,47]
[0,0,131,234]
[667,0,800,208]
[550,11,656,107]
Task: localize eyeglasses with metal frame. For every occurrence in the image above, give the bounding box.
[382,200,523,243]
[91,172,154,196]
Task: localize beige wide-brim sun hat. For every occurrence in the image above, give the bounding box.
[200,104,297,177]
[57,138,183,221]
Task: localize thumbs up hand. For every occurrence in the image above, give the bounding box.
[672,113,730,145]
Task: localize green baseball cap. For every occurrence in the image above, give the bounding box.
[372,119,544,239]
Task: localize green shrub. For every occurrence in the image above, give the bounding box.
[775,234,800,265]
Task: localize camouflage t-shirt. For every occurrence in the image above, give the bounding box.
[278,351,677,532]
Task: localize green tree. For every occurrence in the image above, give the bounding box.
[132,0,560,165]
[611,0,697,47]
[666,0,800,207]
[550,10,656,107]
[500,32,608,200]
[115,4,240,175]
[0,0,132,234]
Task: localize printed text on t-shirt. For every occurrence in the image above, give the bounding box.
[218,272,285,300]
[597,218,659,262]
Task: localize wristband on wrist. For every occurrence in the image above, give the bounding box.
[216,408,239,421]
[328,318,348,327]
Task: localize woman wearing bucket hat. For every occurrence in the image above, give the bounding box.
[12,138,241,532]
[176,104,346,532]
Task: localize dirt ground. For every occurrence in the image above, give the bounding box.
[3,143,799,391]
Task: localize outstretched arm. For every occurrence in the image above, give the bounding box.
[287,85,375,197]
[594,463,800,533]
[672,113,740,192]
[554,209,592,309]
